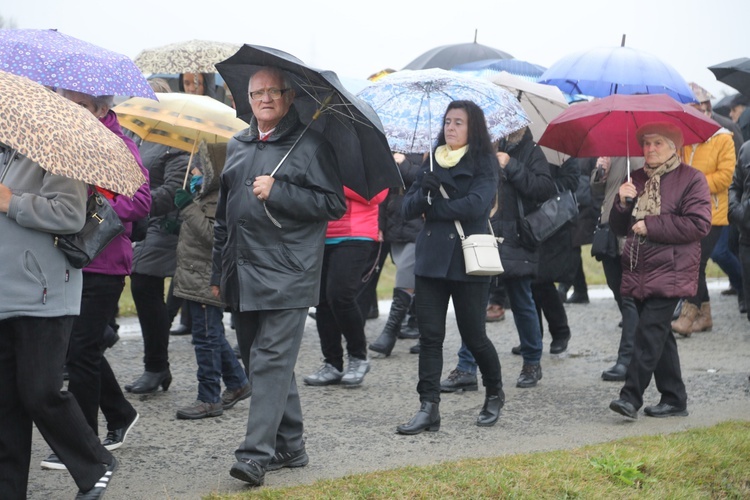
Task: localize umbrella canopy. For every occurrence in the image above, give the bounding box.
[537,94,721,158]
[708,57,750,97]
[538,46,696,104]
[357,68,529,154]
[134,39,241,74]
[114,92,247,153]
[403,42,513,70]
[452,58,547,81]
[216,44,401,200]
[0,70,145,196]
[712,92,739,117]
[0,29,155,99]
[488,71,568,164]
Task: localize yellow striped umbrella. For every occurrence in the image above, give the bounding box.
[114,92,247,153]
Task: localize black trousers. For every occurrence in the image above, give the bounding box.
[740,242,750,322]
[67,273,137,435]
[316,241,376,369]
[416,276,502,402]
[130,273,171,372]
[0,316,111,499]
[531,281,570,342]
[619,296,686,410]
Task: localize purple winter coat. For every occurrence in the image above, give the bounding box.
[609,162,711,301]
[83,110,151,276]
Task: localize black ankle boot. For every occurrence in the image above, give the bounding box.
[126,369,172,394]
[369,288,412,356]
[476,390,505,427]
[397,401,440,435]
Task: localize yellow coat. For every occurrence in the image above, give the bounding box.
[681,130,736,226]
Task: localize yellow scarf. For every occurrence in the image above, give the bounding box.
[435,145,468,168]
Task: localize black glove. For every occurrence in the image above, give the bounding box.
[421,171,441,196]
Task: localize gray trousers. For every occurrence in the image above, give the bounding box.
[233,308,307,466]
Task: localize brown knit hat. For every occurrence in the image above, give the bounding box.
[636,122,684,150]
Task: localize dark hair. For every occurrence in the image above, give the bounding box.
[435,100,495,157]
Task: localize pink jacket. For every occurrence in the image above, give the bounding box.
[326,186,387,240]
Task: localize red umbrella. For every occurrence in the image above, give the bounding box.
[537,94,721,158]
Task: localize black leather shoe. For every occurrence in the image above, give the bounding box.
[602,363,628,381]
[125,370,172,394]
[75,457,117,499]
[511,345,521,355]
[169,324,190,336]
[101,324,119,350]
[230,458,265,486]
[739,296,747,314]
[566,292,589,304]
[476,393,504,427]
[396,401,440,435]
[409,341,420,354]
[550,334,571,354]
[644,402,688,418]
[609,399,638,419]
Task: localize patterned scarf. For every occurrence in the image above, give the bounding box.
[633,153,680,221]
[435,144,468,168]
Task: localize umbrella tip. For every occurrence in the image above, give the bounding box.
[621,34,626,47]
[474,29,478,43]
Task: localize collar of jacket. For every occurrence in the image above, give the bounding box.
[238,104,301,144]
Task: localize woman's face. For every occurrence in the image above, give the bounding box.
[183,73,205,95]
[641,134,676,166]
[444,108,469,149]
[58,89,103,118]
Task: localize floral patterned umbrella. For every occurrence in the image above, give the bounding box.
[134,39,241,74]
[0,70,145,197]
[357,68,529,155]
[0,29,155,99]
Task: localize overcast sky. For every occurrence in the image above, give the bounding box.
[3,0,748,99]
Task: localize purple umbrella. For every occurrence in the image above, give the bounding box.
[0,29,155,99]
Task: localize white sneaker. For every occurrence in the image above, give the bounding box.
[341,357,370,386]
[303,363,343,386]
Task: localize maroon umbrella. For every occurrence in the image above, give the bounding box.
[537,94,721,158]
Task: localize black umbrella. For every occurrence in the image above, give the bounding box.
[403,32,513,70]
[216,44,402,201]
[712,93,738,118]
[709,57,750,97]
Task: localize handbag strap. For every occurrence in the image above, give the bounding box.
[439,185,495,240]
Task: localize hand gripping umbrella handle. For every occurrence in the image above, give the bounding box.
[264,94,335,227]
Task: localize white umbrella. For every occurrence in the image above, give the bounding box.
[488,71,569,165]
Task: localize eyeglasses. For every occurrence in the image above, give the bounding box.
[249,88,292,101]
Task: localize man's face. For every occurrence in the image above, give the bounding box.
[248,70,294,130]
[730,105,746,123]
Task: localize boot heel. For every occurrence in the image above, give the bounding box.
[426,422,440,432]
[161,374,173,391]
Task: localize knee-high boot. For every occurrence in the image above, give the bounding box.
[399,293,419,339]
[369,288,412,356]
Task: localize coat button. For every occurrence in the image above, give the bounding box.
[238,219,246,226]
[449,233,455,239]
[245,179,252,186]
[426,230,432,236]
[258,143,266,150]
[238,259,245,265]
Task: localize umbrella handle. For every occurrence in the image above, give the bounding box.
[183,138,199,190]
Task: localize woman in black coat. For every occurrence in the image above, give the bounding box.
[397,100,504,434]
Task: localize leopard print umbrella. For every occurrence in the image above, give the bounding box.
[0,70,145,197]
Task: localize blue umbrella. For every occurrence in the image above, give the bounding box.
[538,46,696,103]
[452,58,547,81]
[0,29,155,99]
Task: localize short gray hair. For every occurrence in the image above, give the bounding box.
[248,66,293,93]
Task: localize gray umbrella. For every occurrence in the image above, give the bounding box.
[403,32,513,70]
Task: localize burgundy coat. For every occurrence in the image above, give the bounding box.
[609,162,711,301]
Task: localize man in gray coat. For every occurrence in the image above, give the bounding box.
[0,150,117,499]
[212,66,346,486]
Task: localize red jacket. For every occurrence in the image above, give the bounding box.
[610,163,711,301]
[326,186,387,240]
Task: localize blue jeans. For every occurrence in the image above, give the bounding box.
[186,300,248,404]
[711,226,743,295]
[506,276,543,364]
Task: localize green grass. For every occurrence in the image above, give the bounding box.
[117,246,727,318]
[204,421,750,499]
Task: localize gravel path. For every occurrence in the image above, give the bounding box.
[27,280,750,499]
